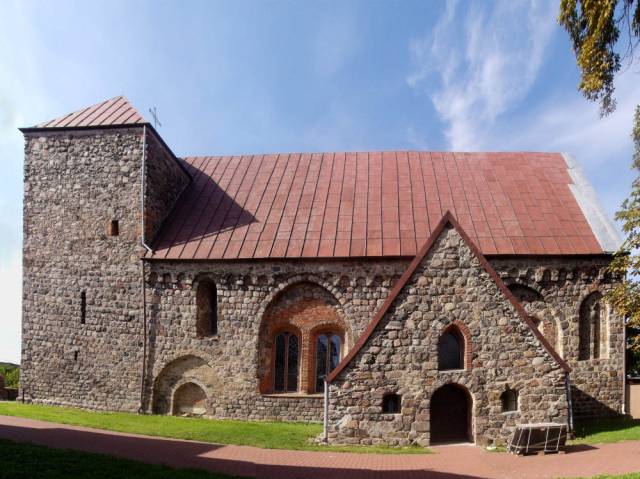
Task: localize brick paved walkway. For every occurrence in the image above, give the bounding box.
[1,415,639,478]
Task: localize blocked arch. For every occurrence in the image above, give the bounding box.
[152,354,216,415]
[578,290,607,360]
[438,321,472,370]
[506,282,564,358]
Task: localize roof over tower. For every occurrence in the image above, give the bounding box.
[26,96,146,130]
[148,151,620,260]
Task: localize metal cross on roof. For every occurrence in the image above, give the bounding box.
[148,107,162,128]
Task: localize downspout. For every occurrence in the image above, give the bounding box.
[323,380,329,443]
[622,312,627,415]
[565,371,574,434]
[139,125,152,414]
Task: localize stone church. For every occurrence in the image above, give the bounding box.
[21,96,625,446]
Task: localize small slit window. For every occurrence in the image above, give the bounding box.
[74,350,79,362]
[500,388,518,412]
[196,279,218,337]
[80,291,86,325]
[382,393,401,414]
[108,219,119,236]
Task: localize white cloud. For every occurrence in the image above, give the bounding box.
[408,0,557,150]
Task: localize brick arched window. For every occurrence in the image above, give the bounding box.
[438,326,464,371]
[579,291,603,360]
[274,331,299,392]
[314,332,341,393]
[196,279,217,337]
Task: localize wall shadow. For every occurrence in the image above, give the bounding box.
[151,159,258,252]
[0,423,486,479]
[571,386,621,419]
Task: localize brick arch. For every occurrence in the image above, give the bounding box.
[439,321,473,370]
[256,274,348,318]
[257,279,351,394]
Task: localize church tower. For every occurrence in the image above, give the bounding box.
[20,96,190,410]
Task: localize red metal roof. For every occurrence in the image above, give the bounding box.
[149,151,604,260]
[326,212,570,383]
[33,96,145,129]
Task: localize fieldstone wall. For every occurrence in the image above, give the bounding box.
[327,226,569,447]
[143,129,190,242]
[21,127,623,429]
[490,256,625,418]
[21,127,184,411]
[142,260,406,421]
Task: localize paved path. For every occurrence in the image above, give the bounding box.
[1,415,639,479]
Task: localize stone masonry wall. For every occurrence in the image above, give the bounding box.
[327,226,569,447]
[22,128,146,411]
[21,127,184,411]
[143,129,190,242]
[490,257,625,418]
[143,260,407,421]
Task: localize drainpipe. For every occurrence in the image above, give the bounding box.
[565,372,574,434]
[622,313,627,415]
[138,125,152,414]
[323,380,329,443]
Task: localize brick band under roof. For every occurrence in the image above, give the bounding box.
[149,151,608,260]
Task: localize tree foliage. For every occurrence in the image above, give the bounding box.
[558,0,639,115]
[0,365,19,389]
[559,1,640,358]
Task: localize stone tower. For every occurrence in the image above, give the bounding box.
[20,96,190,410]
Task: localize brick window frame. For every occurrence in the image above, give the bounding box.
[311,328,345,393]
[270,327,302,393]
[438,321,472,370]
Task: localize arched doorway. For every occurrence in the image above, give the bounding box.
[430,384,472,444]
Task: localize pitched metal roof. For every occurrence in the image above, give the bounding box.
[149,151,606,260]
[326,211,570,384]
[31,96,145,129]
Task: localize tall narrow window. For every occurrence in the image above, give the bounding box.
[315,333,341,392]
[438,326,464,370]
[80,291,86,325]
[196,279,217,337]
[274,332,299,392]
[108,219,119,236]
[579,292,603,360]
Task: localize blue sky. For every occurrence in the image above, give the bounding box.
[1,0,639,363]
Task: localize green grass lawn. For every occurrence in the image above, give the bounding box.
[562,475,640,479]
[0,402,427,454]
[0,438,241,479]
[571,417,640,445]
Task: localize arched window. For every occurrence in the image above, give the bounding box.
[274,332,299,392]
[382,393,401,414]
[579,292,603,360]
[196,279,217,337]
[108,219,119,236]
[315,332,341,392]
[500,387,518,412]
[438,326,464,370]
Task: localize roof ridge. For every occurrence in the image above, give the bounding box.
[326,211,569,383]
[26,95,146,130]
